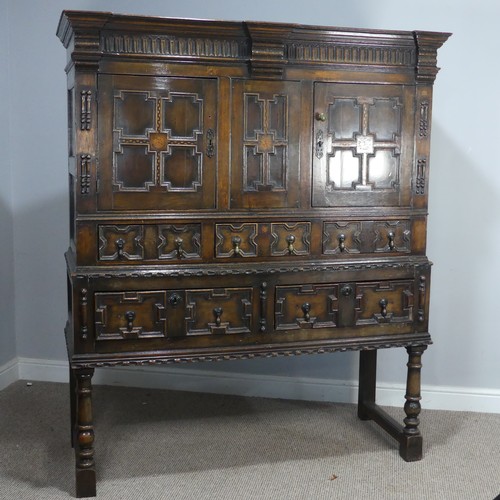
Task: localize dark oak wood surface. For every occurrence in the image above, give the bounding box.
[57,10,449,497]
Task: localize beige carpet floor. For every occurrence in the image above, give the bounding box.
[1,380,499,499]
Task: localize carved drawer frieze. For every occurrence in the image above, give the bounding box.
[275,284,339,330]
[157,224,201,260]
[98,225,144,261]
[185,288,253,336]
[270,222,311,256]
[94,291,167,340]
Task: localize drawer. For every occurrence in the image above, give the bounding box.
[97,223,202,262]
[322,220,411,255]
[275,279,416,331]
[215,221,311,258]
[93,287,256,344]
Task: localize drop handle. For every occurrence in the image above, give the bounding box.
[338,234,346,252]
[174,237,184,258]
[379,299,388,318]
[213,307,223,327]
[388,232,395,251]
[315,112,326,122]
[286,234,296,254]
[125,310,136,332]
[301,302,311,322]
[232,236,242,256]
[115,238,125,259]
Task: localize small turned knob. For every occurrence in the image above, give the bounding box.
[286,234,296,254]
[315,112,326,122]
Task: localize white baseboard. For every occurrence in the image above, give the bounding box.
[0,357,498,413]
[0,358,19,390]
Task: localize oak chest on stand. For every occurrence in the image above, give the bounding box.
[57,11,449,497]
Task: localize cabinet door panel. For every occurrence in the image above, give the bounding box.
[231,80,301,209]
[313,83,414,207]
[98,75,217,211]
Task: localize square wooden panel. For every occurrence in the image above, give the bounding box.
[97,75,217,211]
[157,224,202,261]
[185,288,254,336]
[94,291,167,340]
[312,83,414,208]
[354,280,414,326]
[215,223,258,258]
[98,225,144,261]
[270,222,311,256]
[275,284,339,330]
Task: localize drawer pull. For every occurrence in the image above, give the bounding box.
[174,237,184,258]
[379,299,388,318]
[232,236,242,256]
[341,285,353,297]
[115,238,125,259]
[315,112,326,122]
[301,302,311,322]
[338,233,346,252]
[213,307,223,327]
[388,232,395,251]
[286,234,296,254]
[124,310,136,332]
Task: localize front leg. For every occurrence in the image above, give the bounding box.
[399,345,427,462]
[75,368,96,498]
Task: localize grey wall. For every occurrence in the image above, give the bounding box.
[4,0,500,393]
[0,1,16,366]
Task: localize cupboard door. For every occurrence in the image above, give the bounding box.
[97,75,217,211]
[230,80,301,209]
[312,83,414,207]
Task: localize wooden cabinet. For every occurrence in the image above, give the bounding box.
[57,11,449,497]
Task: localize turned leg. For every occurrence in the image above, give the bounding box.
[75,368,96,498]
[399,345,427,462]
[70,366,76,448]
[358,349,377,420]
